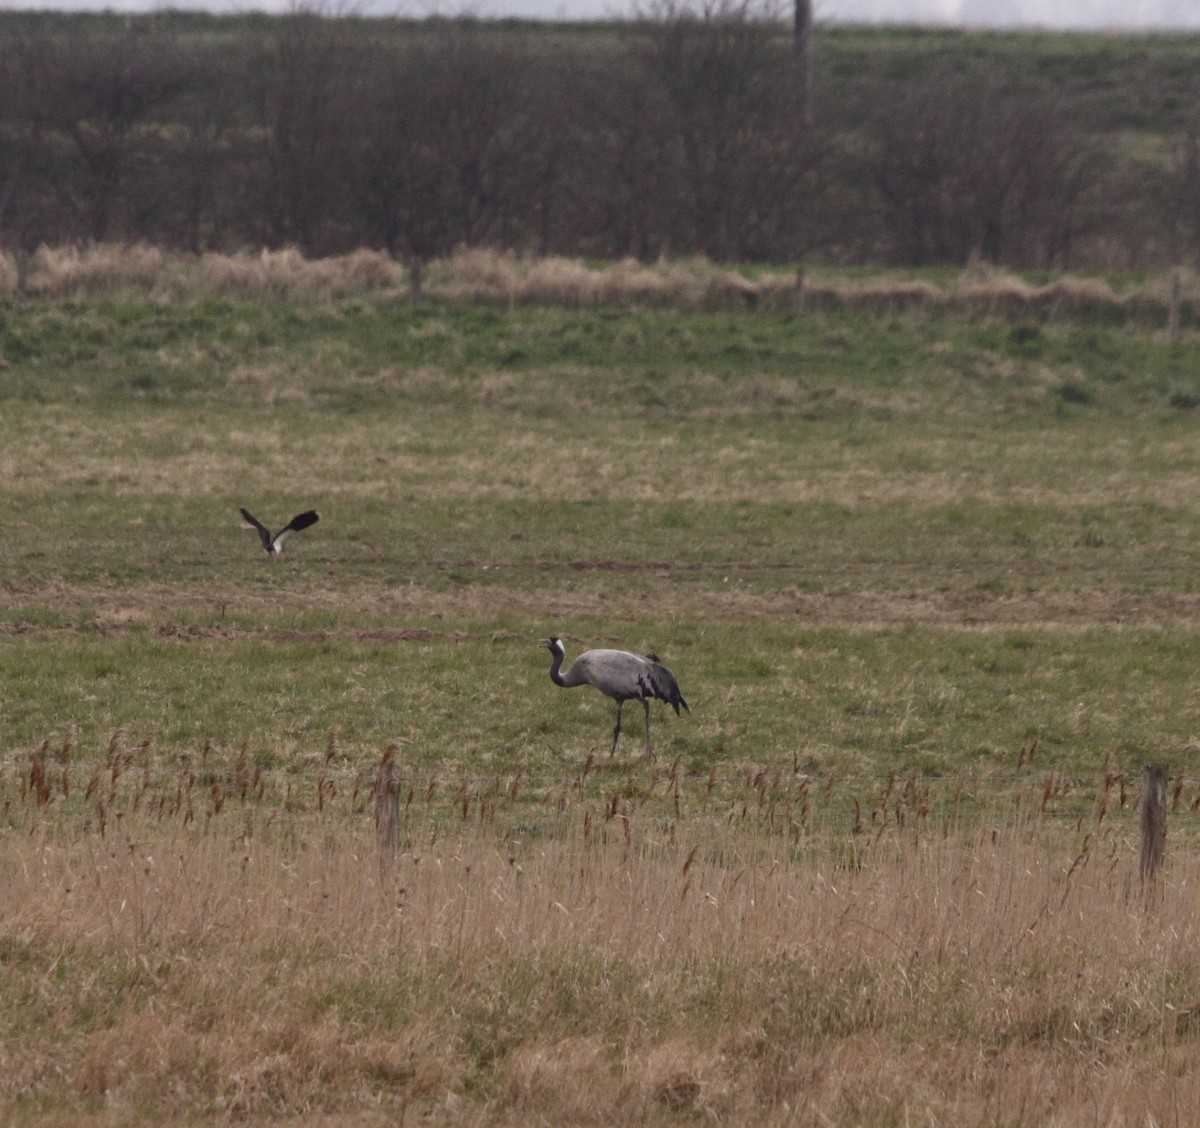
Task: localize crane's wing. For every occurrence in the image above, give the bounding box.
[271,509,319,551]
[239,507,273,551]
[641,657,689,715]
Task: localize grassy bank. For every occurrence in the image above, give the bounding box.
[2,258,1199,1123]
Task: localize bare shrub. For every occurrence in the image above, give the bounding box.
[356,24,554,264]
[618,0,812,262]
[852,62,1108,269]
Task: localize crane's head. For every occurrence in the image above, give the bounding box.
[542,636,565,657]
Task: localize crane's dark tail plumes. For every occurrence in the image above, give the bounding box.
[642,660,689,715]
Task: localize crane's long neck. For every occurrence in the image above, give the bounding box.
[548,649,582,688]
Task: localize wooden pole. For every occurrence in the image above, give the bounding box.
[1139,762,1167,897]
[1167,270,1181,339]
[792,1,813,313]
[793,0,813,126]
[14,247,31,300]
[373,742,401,873]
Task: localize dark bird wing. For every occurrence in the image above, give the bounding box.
[641,657,689,715]
[284,510,320,535]
[239,506,273,551]
[272,509,320,551]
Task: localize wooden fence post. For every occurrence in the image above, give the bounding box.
[1167,271,1182,339]
[15,249,31,300]
[373,742,401,874]
[1139,762,1167,898]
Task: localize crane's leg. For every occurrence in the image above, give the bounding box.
[610,700,624,756]
[642,697,654,759]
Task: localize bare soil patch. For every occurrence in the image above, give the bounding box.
[6,568,1200,633]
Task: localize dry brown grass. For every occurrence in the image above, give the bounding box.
[22,242,171,296]
[14,579,1200,634]
[193,246,403,301]
[5,244,405,302]
[12,404,1200,514]
[429,248,766,308]
[2,244,1194,320]
[3,749,1200,1125]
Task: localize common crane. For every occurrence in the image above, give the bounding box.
[542,636,689,758]
[240,507,320,556]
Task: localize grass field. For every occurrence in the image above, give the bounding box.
[4,11,1199,140]
[2,250,1200,1125]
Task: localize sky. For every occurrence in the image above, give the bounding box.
[2,0,1199,28]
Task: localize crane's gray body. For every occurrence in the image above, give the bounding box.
[543,637,688,757]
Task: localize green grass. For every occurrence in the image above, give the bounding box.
[818,24,1200,133]
[1,622,1194,787]
[3,292,1200,831]
[10,301,1200,414]
[5,12,1198,139]
[6,277,1200,1127]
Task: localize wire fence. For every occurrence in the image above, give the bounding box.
[3,730,1195,847]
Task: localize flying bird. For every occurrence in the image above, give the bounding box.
[239,506,320,556]
[543,636,689,758]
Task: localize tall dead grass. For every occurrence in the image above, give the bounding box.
[3,741,1200,1125]
[5,244,405,302]
[1,243,1194,322]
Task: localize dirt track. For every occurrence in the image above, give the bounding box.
[5,576,1200,635]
